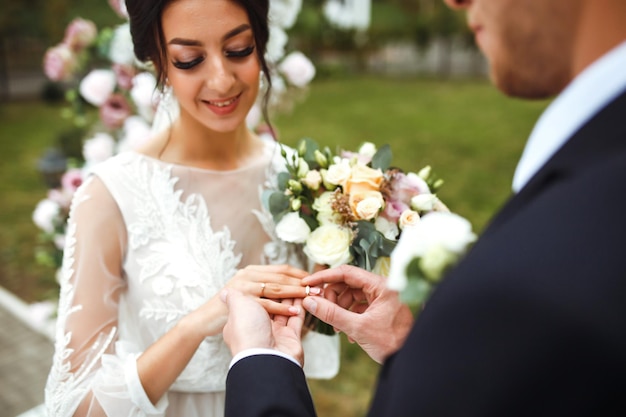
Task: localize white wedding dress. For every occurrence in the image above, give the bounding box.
[44,136,339,417]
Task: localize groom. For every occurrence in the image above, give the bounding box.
[221,0,626,415]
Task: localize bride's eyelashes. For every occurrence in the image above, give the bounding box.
[172,45,255,70]
[172,56,204,70]
[225,45,255,58]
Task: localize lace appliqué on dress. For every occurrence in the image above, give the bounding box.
[114,155,239,390]
[45,177,118,417]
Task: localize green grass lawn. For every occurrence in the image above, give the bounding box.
[0,75,549,416]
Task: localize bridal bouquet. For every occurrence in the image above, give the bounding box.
[266,138,473,314]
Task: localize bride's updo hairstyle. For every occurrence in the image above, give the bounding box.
[125,0,273,124]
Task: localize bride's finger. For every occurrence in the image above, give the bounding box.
[259,282,320,299]
[242,264,309,279]
[258,297,300,317]
[273,298,294,326]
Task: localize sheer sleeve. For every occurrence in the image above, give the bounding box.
[45,175,159,417]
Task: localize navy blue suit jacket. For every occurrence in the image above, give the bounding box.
[225,89,626,417]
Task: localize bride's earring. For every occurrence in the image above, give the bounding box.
[159,83,173,107]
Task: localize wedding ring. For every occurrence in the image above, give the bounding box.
[260,282,266,297]
[305,285,310,296]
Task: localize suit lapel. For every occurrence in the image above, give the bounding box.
[482,88,626,237]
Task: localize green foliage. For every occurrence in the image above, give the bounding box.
[370,144,392,171]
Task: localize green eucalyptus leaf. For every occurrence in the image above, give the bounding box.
[399,279,431,306]
[268,192,290,217]
[370,144,392,171]
[277,172,291,191]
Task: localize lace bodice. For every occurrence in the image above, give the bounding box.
[45,138,339,417]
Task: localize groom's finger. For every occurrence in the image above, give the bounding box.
[302,295,356,335]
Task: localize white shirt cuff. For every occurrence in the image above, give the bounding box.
[229,348,301,369]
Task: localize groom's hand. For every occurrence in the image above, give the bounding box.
[221,289,305,365]
[302,265,414,364]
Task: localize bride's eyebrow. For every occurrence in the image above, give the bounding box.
[167,24,252,46]
[222,24,252,41]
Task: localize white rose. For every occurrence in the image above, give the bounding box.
[117,116,152,152]
[414,212,476,254]
[275,212,311,243]
[79,69,116,106]
[302,170,322,190]
[419,244,458,282]
[131,72,158,121]
[268,71,287,101]
[322,159,351,187]
[399,209,420,229]
[109,23,136,66]
[269,0,302,29]
[358,142,377,159]
[33,199,60,233]
[83,132,115,165]
[375,216,399,240]
[313,191,342,225]
[411,194,438,212]
[278,51,316,88]
[304,224,353,268]
[355,195,383,220]
[387,212,476,291]
[266,26,288,62]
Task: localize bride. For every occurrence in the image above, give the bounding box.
[44,0,338,416]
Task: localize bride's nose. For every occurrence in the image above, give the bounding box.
[204,56,235,94]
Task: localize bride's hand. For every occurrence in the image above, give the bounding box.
[187,265,316,339]
[226,264,315,316]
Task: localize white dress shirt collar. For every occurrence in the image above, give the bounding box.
[512,40,626,192]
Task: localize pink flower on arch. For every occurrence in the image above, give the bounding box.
[100,93,132,129]
[61,168,84,195]
[63,18,97,51]
[43,44,77,82]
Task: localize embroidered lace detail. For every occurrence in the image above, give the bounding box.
[46,177,118,417]
[114,155,240,390]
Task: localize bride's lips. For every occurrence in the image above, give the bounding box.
[202,93,242,115]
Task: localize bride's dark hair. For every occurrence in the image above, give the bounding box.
[125,0,273,128]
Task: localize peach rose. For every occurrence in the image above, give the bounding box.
[344,163,384,195]
[349,190,384,220]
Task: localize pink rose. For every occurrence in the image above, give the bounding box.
[99,93,132,129]
[113,64,136,90]
[47,189,72,210]
[63,18,97,51]
[382,200,409,223]
[79,69,116,106]
[387,171,430,206]
[61,168,83,194]
[278,51,316,88]
[43,44,77,82]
